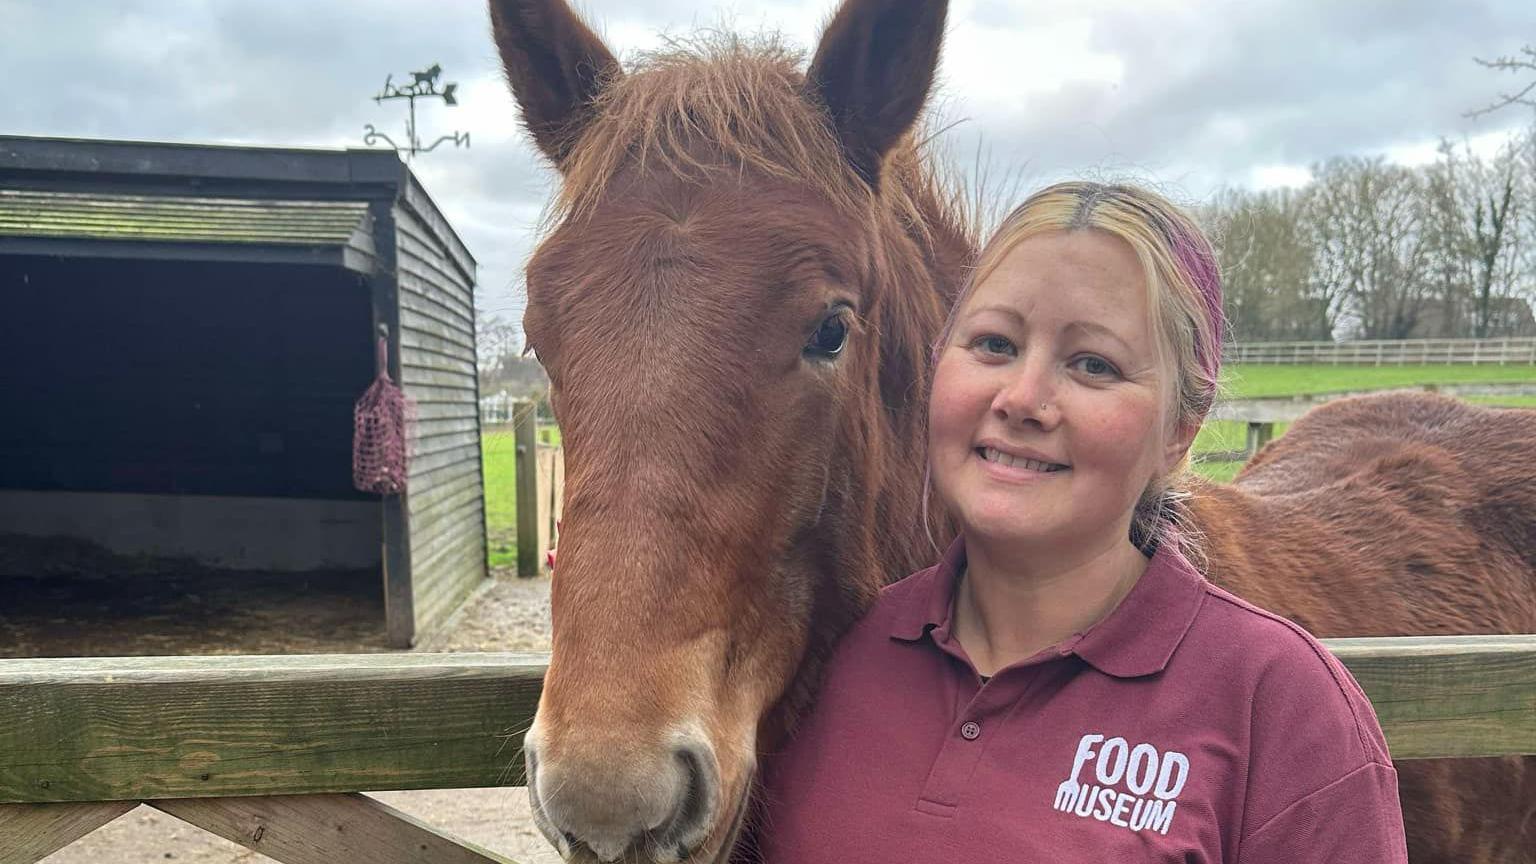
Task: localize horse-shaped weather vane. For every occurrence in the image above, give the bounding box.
[363,63,470,159]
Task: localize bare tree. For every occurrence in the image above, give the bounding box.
[476,312,522,390]
[1208,187,1328,340]
[1420,142,1479,337]
[1468,45,1536,118]
[1422,138,1530,337]
[1470,155,1520,337]
[1307,157,1431,339]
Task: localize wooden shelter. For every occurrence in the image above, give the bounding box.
[0,135,486,647]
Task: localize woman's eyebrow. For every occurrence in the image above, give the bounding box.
[964,303,1026,325]
[1065,320,1136,355]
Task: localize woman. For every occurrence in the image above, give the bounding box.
[756,182,1408,862]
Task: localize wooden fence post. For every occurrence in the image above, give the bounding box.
[513,400,540,579]
[1245,422,1274,460]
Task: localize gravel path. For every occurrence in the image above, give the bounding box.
[34,572,561,864]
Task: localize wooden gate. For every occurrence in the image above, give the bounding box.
[3,638,1534,862]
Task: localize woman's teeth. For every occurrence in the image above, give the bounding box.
[980,447,1066,472]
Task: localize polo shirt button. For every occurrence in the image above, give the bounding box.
[960,721,982,740]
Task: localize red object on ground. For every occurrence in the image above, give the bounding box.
[545,521,561,570]
[352,335,413,494]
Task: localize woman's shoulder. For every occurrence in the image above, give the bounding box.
[1186,578,1392,766]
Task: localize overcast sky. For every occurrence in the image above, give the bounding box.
[4,0,1533,329]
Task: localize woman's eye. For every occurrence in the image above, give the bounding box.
[1074,355,1119,377]
[805,311,850,358]
[974,335,1015,356]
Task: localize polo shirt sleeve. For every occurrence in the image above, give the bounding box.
[1238,762,1407,864]
[1234,625,1409,864]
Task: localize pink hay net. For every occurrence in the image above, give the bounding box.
[353,334,414,494]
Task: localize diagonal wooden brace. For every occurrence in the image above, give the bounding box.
[151,793,521,864]
[0,801,138,864]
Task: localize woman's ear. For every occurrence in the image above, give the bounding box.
[1163,416,1201,475]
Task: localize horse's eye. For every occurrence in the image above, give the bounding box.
[805,311,850,359]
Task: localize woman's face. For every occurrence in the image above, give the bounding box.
[928,228,1195,555]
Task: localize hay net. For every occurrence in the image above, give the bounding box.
[352,335,414,494]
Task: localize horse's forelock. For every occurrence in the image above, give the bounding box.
[549,32,959,232]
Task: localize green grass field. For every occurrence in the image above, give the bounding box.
[1219,364,1536,399]
[482,431,519,569]
[1187,364,1536,482]
[481,366,1536,562]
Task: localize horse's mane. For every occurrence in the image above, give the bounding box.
[553,31,974,251]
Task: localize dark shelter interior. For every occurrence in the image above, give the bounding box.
[0,254,388,656]
[2,255,372,497]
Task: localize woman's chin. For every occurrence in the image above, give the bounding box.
[957,505,1063,547]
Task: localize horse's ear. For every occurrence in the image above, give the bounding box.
[806,0,948,188]
[489,0,621,169]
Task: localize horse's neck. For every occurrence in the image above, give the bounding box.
[1182,479,1294,613]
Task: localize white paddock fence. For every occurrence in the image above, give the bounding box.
[1226,338,1536,366]
[480,391,519,424]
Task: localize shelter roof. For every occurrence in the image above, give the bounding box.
[0,135,472,278]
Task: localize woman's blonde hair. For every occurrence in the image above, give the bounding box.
[933,181,1226,560]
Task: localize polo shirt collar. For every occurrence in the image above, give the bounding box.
[888,536,967,642]
[889,534,1206,678]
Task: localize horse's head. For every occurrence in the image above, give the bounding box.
[491,0,964,859]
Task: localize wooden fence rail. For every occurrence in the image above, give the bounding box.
[1226,337,1536,366]
[2,638,1535,862]
[1208,382,1536,460]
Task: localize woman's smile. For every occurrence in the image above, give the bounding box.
[975,444,1070,481]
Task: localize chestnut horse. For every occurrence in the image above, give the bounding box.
[489,0,1536,861]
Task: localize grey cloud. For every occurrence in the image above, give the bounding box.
[4,0,1532,328]
[955,0,1535,195]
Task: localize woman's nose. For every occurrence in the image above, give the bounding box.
[992,359,1057,425]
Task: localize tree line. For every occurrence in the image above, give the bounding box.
[1205,125,1536,342]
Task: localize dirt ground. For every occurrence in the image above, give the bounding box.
[0,539,560,863]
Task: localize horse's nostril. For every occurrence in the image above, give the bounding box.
[676,744,705,820]
[656,740,720,854]
[530,735,722,862]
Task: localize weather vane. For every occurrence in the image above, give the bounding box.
[363,63,470,159]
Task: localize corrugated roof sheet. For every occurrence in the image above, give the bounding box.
[0,189,370,246]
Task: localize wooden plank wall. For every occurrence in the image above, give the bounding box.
[392,200,486,642]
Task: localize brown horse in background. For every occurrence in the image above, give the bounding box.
[489,0,1535,861]
[1196,392,1536,863]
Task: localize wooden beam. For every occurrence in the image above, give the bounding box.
[0,638,1532,808]
[0,653,542,804]
[152,793,518,864]
[0,801,137,864]
[1327,635,1536,759]
[370,197,415,651]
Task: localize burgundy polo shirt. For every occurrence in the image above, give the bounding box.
[757,538,1408,863]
